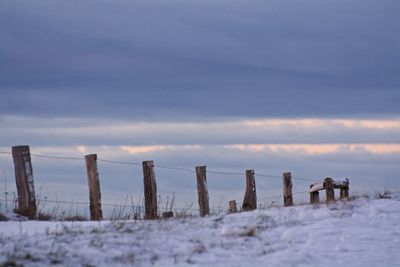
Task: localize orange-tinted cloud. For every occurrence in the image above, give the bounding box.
[244,118,400,130]
[225,144,400,155]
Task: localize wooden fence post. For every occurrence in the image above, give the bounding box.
[85,154,103,220]
[12,145,37,219]
[242,169,257,211]
[283,172,293,207]
[310,190,320,204]
[324,177,335,203]
[143,160,158,219]
[340,187,349,199]
[195,166,209,217]
[229,200,237,213]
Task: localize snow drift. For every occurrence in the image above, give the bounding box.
[1,192,399,267]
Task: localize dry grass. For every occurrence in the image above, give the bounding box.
[0,213,8,221]
[375,190,391,199]
[63,215,87,222]
[37,212,53,221]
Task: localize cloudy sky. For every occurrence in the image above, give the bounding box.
[1,0,399,215]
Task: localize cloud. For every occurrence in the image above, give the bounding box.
[76,146,87,154]
[120,145,170,155]
[1,116,399,147]
[0,0,399,119]
[226,144,400,155]
[245,119,400,130]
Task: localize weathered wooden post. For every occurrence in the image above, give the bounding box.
[310,190,320,204]
[85,154,103,220]
[143,160,158,219]
[340,188,349,199]
[339,179,350,199]
[229,200,237,213]
[242,169,257,211]
[324,177,335,203]
[12,145,37,219]
[283,172,293,207]
[195,166,209,217]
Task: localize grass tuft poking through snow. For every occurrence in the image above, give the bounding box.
[1,192,400,267]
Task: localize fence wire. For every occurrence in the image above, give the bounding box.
[0,149,328,218]
[0,190,310,216]
[0,150,319,183]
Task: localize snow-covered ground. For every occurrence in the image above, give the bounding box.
[1,192,400,267]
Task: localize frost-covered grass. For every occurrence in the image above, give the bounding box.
[1,193,400,267]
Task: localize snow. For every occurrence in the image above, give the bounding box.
[309,178,349,193]
[309,182,324,192]
[1,193,400,267]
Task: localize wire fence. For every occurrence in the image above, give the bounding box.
[0,190,310,219]
[0,149,336,219]
[0,150,319,182]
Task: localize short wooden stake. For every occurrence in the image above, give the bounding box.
[283,172,293,207]
[143,160,158,219]
[85,154,103,220]
[242,170,257,211]
[340,188,349,199]
[229,200,237,213]
[324,177,335,203]
[310,191,320,204]
[195,166,209,217]
[12,145,37,219]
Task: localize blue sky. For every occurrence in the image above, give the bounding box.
[0,0,399,215]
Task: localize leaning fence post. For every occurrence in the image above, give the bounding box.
[85,154,103,220]
[242,169,257,211]
[12,145,37,219]
[283,172,293,207]
[143,160,158,219]
[195,166,209,217]
[324,177,335,203]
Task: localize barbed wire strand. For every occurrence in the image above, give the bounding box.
[30,153,83,161]
[97,158,141,166]
[256,173,319,183]
[0,150,331,183]
[0,190,311,209]
[256,173,281,179]
[258,195,282,201]
[0,198,206,213]
[155,164,196,174]
[257,190,309,202]
[207,170,244,176]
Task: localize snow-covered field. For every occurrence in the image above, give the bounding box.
[1,193,400,267]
